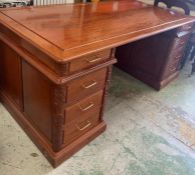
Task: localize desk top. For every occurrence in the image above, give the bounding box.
[0,0,195,62]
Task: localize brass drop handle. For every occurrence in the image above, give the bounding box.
[86,57,103,63]
[76,121,91,131]
[79,102,94,111]
[82,80,97,89]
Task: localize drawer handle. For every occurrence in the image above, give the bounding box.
[77,121,91,131]
[177,40,185,45]
[79,102,94,111]
[82,80,97,89]
[175,55,181,60]
[169,67,177,72]
[86,57,103,63]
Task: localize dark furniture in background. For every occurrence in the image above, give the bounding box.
[154,0,195,75]
[116,26,192,90]
[0,0,194,167]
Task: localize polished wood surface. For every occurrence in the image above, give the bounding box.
[22,60,52,141]
[0,0,194,62]
[66,68,107,103]
[0,0,195,167]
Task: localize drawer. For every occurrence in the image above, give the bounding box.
[173,36,189,50]
[66,68,107,103]
[169,54,181,65]
[69,49,111,73]
[168,59,179,70]
[168,47,184,63]
[64,114,100,146]
[163,60,179,78]
[64,90,103,123]
[176,30,191,38]
[178,23,193,32]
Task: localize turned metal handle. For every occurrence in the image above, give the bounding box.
[79,102,94,111]
[82,80,97,89]
[86,57,103,63]
[76,121,91,131]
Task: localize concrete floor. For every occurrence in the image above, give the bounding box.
[1,64,195,175]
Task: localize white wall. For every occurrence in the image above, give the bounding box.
[33,0,74,6]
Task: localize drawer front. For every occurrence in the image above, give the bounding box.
[64,114,100,146]
[168,36,189,64]
[66,68,107,103]
[169,53,181,65]
[163,60,179,78]
[64,90,103,123]
[176,25,192,41]
[69,49,111,73]
[172,33,189,50]
[178,23,193,33]
[169,46,184,63]
[174,38,188,48]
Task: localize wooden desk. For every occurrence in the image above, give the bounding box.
[0,0,194,167]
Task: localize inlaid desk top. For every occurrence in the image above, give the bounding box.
[0,0,194,62]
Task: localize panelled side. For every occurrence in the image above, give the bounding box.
[22,60,53,142]
[0,41,23,109]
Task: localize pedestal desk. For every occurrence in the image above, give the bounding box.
[0,0,194,167]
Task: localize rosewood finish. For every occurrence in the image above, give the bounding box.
[0,0,195,167]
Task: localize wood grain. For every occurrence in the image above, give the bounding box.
[0,0,195,62]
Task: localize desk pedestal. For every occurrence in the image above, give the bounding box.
[116,27,191,90]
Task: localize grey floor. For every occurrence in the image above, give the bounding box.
[1,63,195,175]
